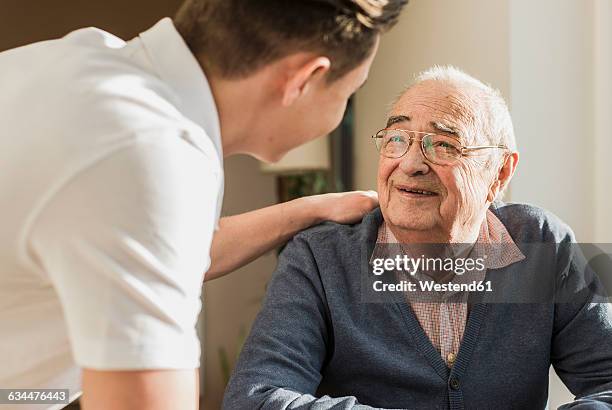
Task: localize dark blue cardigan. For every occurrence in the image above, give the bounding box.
[223,203,612,409]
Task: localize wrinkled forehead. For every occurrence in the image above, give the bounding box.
[389,81,484,144]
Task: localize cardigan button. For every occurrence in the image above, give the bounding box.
[449,377,460,390]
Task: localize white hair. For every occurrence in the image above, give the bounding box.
[412,65,517,152]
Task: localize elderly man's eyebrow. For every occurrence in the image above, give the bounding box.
[431,121,462,137]
[386,115,410,127]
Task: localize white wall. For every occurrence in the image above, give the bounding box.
[594,0,612,243]
[354,0,610,407]
[510,0,611,244]
[509,0,596,241]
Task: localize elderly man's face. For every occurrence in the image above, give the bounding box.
[377,80,498,242]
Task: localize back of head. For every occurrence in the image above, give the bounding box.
[174,0,408,82]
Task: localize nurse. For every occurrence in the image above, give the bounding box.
[0,0,407,409]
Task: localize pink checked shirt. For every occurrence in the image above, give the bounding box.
[375,210,525,367]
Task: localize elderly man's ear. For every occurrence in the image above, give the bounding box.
[487,152,519,202]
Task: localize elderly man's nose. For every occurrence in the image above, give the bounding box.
[399,139,429,175]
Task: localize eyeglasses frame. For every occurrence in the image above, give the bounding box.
[371,128,510,165]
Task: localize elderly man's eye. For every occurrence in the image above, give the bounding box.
[426,137,462,162]
[384,134,406,146]
[432,140,460,151]
[381,133,408,157]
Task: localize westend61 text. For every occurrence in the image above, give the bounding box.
[372,280,493,293]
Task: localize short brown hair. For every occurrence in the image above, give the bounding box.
[174,0,407,82]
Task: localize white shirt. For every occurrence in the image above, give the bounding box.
[0,18,223,409]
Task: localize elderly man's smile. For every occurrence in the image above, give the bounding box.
[394,183,439,199]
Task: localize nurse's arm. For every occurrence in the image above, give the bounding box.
[204,191,377,281]
[81,369,198,410]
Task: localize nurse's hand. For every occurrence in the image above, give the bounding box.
[206,190,378,281]
[304,190,379,224]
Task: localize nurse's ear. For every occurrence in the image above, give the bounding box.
[280,55,331,107]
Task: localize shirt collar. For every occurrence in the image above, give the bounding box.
[373,209,525,270]
[477,209,526,269]
[138,18,223,160]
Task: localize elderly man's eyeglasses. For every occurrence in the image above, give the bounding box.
[372,129,509,166]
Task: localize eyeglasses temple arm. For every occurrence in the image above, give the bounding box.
[463,145,508,151]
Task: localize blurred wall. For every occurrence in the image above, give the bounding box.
[509,0,596,241]
[593,0,612,243]
[0,0,181,50]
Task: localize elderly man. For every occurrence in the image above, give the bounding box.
[222,67,612,409]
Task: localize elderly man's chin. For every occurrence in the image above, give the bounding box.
[384,194,441,232]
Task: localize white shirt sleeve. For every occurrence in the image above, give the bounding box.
[27,132,221,370]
